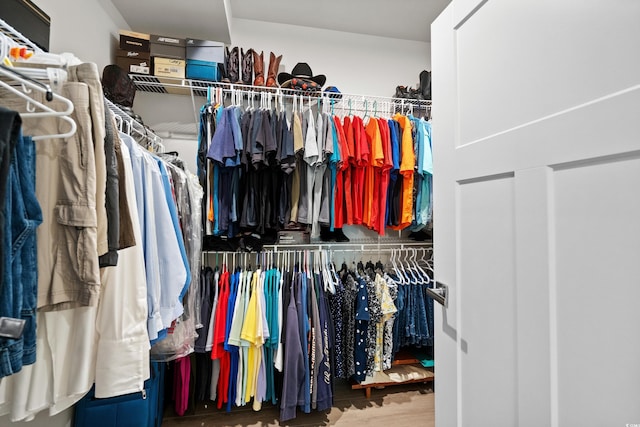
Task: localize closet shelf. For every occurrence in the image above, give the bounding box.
[351,350,435,399]
[130,74,432,112]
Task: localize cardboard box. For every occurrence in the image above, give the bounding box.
[150,34,186,59]
[186,59,218,81]
[186,38,225,63]
[153,57,185,79]
[119,30,150,52]
[116,49,151,75]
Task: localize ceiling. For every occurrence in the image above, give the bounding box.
[110,0,451,43]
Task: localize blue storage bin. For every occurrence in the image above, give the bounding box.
[74,362,165,427]
[186,59,218,81]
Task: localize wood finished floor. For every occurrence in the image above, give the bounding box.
[162,380,435,427]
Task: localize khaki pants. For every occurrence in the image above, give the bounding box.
[0,82,101,310]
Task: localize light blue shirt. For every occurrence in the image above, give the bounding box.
[157,159,192,320]
[421,119,433,176]
[120,133,188,343]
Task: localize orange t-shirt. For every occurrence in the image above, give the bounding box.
[365,118,383,230]
[391,114,415,230]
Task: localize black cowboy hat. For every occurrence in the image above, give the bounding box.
[277,62,326,88]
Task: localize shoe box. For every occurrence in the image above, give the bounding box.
[116,31,224,80]
[119,30,150,52]
[150,34,186,59]
[153,57,185,79]
[149,34,186,78]
[115,49,151,75]
[185,39,223,81]
[186,59,219,81]
[186,38,224,63]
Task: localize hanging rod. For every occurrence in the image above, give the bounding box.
[105,99,164,152]
[231,241,432,253]
[129,74,431,108]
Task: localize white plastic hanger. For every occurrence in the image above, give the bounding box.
[0,65,76,141]
[390,248,405,284]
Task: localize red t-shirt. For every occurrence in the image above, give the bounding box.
[334,116,353,226]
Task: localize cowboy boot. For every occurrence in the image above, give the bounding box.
[252,50,264,86]
[220,46,231,83]
[240,48,253,85]
[226,46,239,84]
[265,52,282,88]
[420,69,432,100]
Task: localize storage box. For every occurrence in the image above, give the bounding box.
[115,49,151,75]
[150,34,186,59]
[277,230,310,245]
[74,362,165,427]
[186,59,218,81]
[119,30,150,52]
[153,57,185,79]
[186,38,225,63]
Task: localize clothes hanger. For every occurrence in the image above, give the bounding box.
[279,89,285,114]
[0,65,77,141]
[395,249,407,283]
[363,98,369,122]
[414,248,431,284]
[113,114,123,132]
[408,248,423,284]
[403,249,418,283]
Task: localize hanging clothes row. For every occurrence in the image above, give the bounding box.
[171,247,434,421]
[197,90,432,247]
[0,31,204,422]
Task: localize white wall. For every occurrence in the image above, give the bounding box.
[231,18,430,97]
[30,0,129,70]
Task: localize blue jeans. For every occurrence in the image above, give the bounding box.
[0,129,42,378]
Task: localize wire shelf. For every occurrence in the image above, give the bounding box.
[0,18,163,147]
[130,74,432,116]
[0,18,41,52]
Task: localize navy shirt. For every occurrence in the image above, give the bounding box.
[352,277,370,383]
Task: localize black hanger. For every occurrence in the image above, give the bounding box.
[341,262,349,273]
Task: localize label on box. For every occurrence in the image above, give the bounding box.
[156,36,181,45]
[130,64,150,74]
[277,231,310,245]
[151,34,186,46]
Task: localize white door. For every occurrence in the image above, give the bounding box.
[431,1,640,426]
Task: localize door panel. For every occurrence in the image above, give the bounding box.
[432,0,640,426]
[554,158,640,426]
[459,176,517,426]
[455,0,640,145]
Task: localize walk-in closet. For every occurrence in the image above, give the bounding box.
[2,1,639,427]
